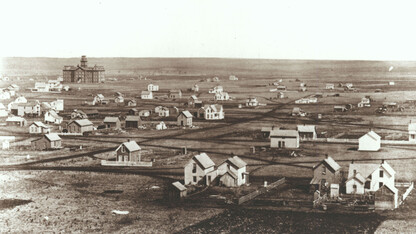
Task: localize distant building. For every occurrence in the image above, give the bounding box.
[409,121,416,142]
[44,110,63,124]
[358,131,381,151]
[198,104,224,120]
[67,119,94,134]
[128,108,139,116]
[191,84,199,92]
[141,91,153,99]
[310,156,341,193]
[103,117,121,130]
[6,116,27,127]
[63,55,105,83]
[125,116,141,128]
[115,140,141,163]
[184,153,217,185]
[29,121,51,134]
[169,90,182,99]
[246,97,258,107]
[229,75,238,81]
[218,156,248,187]
[177,110,193,127]
[147,84,159,92]
[126,99,137,107]
[297,125,317,139]
[139,110,151,117]
[214,92,230,101]
[326,83,335,90]
[31,133,61,150]
[270,129,299,148]
[156,121,167,130]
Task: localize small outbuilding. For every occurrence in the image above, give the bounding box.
[103,117,121,130]
[125,116,141,128]
[31,133,62,150]
[270,129,299,148]
[358,131,381,151]
[177,110,193,127]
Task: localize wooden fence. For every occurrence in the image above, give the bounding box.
[401,182,414,202]
[302,138,416,146]
[101,160,152,167]
[237,177,286,205]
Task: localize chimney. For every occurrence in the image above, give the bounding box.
[127,139,130,142]
[353,169,357,175]
[351,160,354,164]
[381,159,385,164]
[272,125,275,130]
[325,154,329,159]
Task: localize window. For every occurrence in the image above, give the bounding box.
[412,134,416,139]
[322,167,326,175]
[365,181,370,189]
[192,163,197,173]
[379,170,383,178]
[353,184,357,189]
[379,182,383,188]
[193,176,197,183]
[242,173,245,180]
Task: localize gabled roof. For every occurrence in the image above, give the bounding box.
[190,95,198,100]
[31,121,49,128]
[125,115,141,121]
[297,125,316,133]
[130,108,138,112]
[172,181,187,191]
[348,163,380,179]
[379,183,398,194]
[96,94,105,99]
[313,156,341,172]
[270,129,299,137]
[179,110,193,118]
[47,110,62,119]
[222,170,238,179]
[203,104,223,113]
[117,141,141,152]
[381,161,396,177]
[71,119,93,127]
[141,91,152,95]
[346,172,366,184]
[103,117,119,123]
[360,131,381,141]
[44,133,61,142]
[227,156,247,169]
[193,153,215,169]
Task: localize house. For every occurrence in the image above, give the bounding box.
[94,94,106,104]
[103,117,121,130]
[177,110,193,127]
[8,84,19,92]
[67,119,94,134]
[334,105,347,112]
[299,87,307,92]
[71,109,88,119]
[184,153,217,185]
[198,104,224,120]
[346,160,396,195]
[115,140,141,162]
[125,116,141,128]
[44,110,63,124]
[169,181,187,200]
[270,129,299,148]
[29,121,51,134]
[212,77,220,82]
[345,83,354,88]
[126,99,137,107]
[214,92,230,101]
[6,116,27,127]
[139,110,151,117]
[50,99,64,112]
[188,95,199,107]
[17,101,41,117]
[209,86,224,94]
[277,92,285,99]
[292,107,306,116]
[156,121,167,130]
[246,97,258,107]
[31,133,62,150]
[375,183,398,210]
[169,90,182,99]
[0,103,8,117]
[128,108,139,116]
[358,130,381,151]
[261,126,278,138]
[141,91,153,99]
[276,85,286,91]
[33,82,50,92]
[326,83,335,90]
[295,97,317,104]
[297,125,317,139]
[408,121,416,142]
[388,81,395,86]
[310,156,341,192]
[47,80,62,92]
[114,96,124,104]
[218,156,248,187]
[155,106,169,117]
[191,84,199,92]
[147,84,159,92]
[229,75,238,81]
[358,97,371,108]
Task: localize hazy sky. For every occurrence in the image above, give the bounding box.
[1,0,416,60]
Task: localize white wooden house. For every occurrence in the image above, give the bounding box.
[44,110,63,124]
[229,75,238,81]
[326,83,335,90]
[184,153,217,185]
[218,156,248,187]
[346,160,396,196]
[358,131,381,151]
[270,129,299,148]
[147,84,159,92]
[297,125,317,139]
[409,121,416,142]
[198,104,224,120]
[246,97,258,107]
[29,121,51,134]
[214,92,230,101]
[141,91,153,99]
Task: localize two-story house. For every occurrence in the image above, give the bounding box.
[310,156,341,192]
[184,153,217,185]
[218,156,248,187]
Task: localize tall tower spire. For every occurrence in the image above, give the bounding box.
[80,55,88,68]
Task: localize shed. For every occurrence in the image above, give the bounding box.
[103,117,121,130]
[177,110,193,127]
[270,129,299,148]
[358,131,381,151]
[125,116,141,128]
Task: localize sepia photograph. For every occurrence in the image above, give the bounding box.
[1,0,416,233]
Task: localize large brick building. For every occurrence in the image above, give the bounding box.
[63,55,105,83]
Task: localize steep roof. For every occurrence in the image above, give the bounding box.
[346,172,366,184]
[180,110,193,118]
[44,133,61,142]
[103,117,119,123]
[172,181,187,191]
[31,121,48,128]
[270,129,299,137]
[381,161,396,177]
[190,95,198,100]
[380,183,398,194]
[297,125,316,133]
[118,141,141,152]
[193,153,215,169]
[348,163,381,179]
[222,170,238,179]
[313,156,341,172]
[227,156,247,169]
[360,131,381,141]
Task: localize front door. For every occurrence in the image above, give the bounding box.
[181,120,184,126]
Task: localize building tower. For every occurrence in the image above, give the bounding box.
[80,55,88,68]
